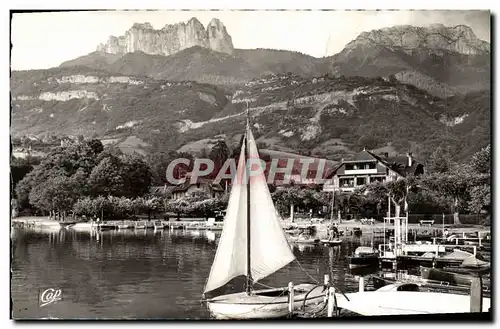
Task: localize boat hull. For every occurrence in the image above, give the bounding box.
[336,291,491,315]
[420,266,491,287]
[320,239,342,246]
[294,239,320,245]
[206,284,325,319]
[372,275,491,297]
[348,255,379,269]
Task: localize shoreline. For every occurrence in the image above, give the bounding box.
[12,216,490,236]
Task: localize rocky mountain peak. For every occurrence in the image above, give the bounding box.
[207,18,234,55]
[96,17,234,56]
[346,24,490,55]
[131,22,154,30]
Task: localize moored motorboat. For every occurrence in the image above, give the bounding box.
[348,246,379,269]
[321,239,342,246]
[398,249,477,268]
[372,273,491,297]
[420,266,491,288]
[335,285,491,315]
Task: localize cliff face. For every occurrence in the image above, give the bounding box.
[207,18,234,54]
[342,24,490,56]
[330,24,490,95]
[97,17,234,56]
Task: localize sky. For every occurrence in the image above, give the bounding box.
[11,10,491,71]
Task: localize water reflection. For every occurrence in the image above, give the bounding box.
[11,227,381,319]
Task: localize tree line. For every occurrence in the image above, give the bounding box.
[12,138,235,221]
[11,137,490,225]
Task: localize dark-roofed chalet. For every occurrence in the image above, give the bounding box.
[325,149,424,193]
[170,178,225,200]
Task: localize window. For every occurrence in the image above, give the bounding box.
[196,183,200,188]
[345,164,354,170]
[339,178,354,187]
[356,177,366,186]
[369,162,376,169]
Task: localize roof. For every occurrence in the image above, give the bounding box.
[327,149,424,179]
[366,150,424,177]
[171,178,224,193]
[149,185,167,194]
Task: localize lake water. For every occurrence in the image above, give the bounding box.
[11,227,379,319]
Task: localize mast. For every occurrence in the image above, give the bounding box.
[245,102,253,294]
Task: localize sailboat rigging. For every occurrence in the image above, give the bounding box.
[244,107,252,294]
[203,106,325,319]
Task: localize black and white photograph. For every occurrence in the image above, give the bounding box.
[9,7,492,320]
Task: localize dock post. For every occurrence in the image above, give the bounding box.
[470,276,483,312]
[324,274,330,286]
[327,286,336,317]
[288,282,294,316]
[359,276,365,292]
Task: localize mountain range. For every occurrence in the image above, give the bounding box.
[11,18,491,164]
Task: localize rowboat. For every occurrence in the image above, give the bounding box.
[203,110,325,319]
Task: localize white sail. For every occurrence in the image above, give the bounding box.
[246,128,296,281]
[204,128,295,293]
[204,143,248,293]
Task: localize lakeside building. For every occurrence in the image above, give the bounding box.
[170,176,225,200]
[324,149,424,193]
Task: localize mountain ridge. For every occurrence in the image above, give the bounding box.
[12,22,490,164]
[96,17,234,56]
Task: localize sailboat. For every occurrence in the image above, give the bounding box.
[203,111,325,319]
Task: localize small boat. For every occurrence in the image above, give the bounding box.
[420,266,491,288]
[335,284,491,315]
[203,113,325,319]
[96,223,115,231]
[289,234,320,245]
[372,273,491,297]
[208,284,325,319]
[153,220,165,230]
[398,249,476,268]
[68,222,97,231]
[285,228,302,235]
[135,221,147,230]
[348,246,379,269]
[321,239,342,246]
[295,238,320,245]
[117,222,133,230]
